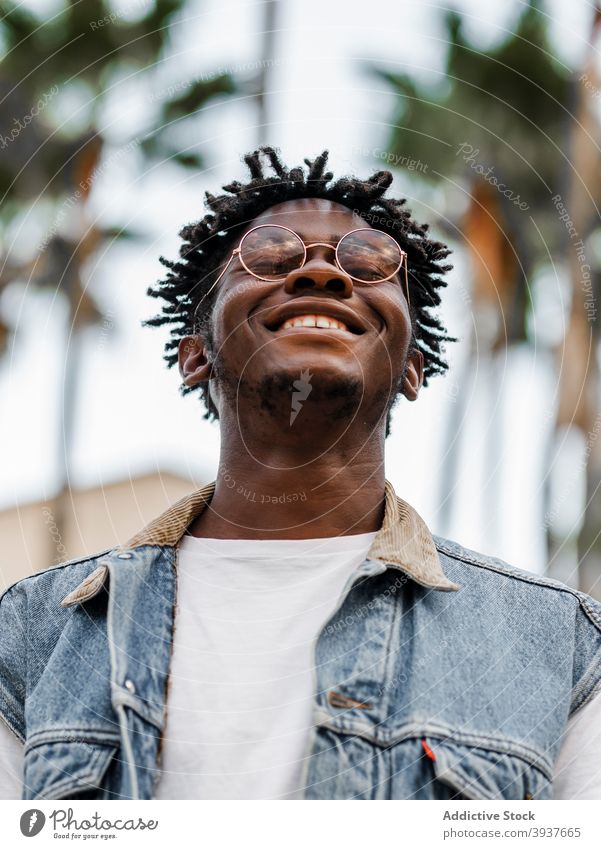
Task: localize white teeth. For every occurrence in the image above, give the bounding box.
[279,314,349,332]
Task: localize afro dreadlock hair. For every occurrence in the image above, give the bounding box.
[145,146,457,432]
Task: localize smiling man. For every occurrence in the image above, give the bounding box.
[1,147,601,801]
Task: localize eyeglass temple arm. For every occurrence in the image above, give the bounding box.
[193,249,239,328]
[404,253,410,310]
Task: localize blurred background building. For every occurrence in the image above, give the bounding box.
[0,470,195,587]
[0,0,600,598]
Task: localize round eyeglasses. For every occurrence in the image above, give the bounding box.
[201,224,410,306]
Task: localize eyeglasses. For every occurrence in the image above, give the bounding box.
[201,224,410,306]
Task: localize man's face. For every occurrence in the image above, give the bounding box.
[180,197,423,431]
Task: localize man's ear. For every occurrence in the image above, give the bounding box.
[402,349,424,401]
[178,335,213,387]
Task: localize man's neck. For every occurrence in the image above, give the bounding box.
[187,415,387,540]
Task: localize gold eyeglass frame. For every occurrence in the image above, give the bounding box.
[194,224,410,327]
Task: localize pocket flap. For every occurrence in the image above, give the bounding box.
[428,737,551,800]
[24,739,118,800]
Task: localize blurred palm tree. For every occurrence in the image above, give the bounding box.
[255,0,279,144]
[376,0,601,593]
[0,0,236,557]
[563,9,601,597]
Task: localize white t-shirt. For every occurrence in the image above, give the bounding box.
[155,532,377,799]
[1,534,601,799]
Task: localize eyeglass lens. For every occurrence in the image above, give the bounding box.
[239,225,403,284]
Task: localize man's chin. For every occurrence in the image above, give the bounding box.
[212,357,396,430]
[254,369,365,424]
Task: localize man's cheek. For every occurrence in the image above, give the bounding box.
[209,306,236,354]
[212,314,256,368]
[382,309,411,352]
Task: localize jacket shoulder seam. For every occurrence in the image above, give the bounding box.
[0,547,114,605]
[434,539,601,633]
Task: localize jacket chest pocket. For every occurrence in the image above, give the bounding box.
[307,716,553,800]
[391,735,553,801]
[23,737,120,800]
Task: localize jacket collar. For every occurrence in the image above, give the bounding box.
[125,478,459,591]
[61,478,458,608]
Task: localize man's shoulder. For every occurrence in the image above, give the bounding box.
[433,533,601,631]
[0,548,118,743]
[434,531,589,592]
[0,548,114,609]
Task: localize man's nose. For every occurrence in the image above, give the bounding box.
[283,257,354,298]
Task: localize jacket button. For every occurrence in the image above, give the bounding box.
[118,552,132,559]
[125,679,136,694]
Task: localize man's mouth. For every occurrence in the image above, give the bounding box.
[264,300,367,336]
[277,314,351,332]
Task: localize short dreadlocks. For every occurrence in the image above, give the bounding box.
[145,146,457,430]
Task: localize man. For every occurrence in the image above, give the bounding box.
[1,147,600,800]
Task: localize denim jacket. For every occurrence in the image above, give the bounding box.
[2,480,601,800]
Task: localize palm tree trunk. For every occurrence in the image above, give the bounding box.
[256,0,279,144]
